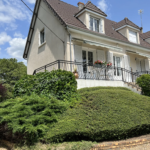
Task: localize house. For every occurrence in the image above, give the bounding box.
[23,0,150,90]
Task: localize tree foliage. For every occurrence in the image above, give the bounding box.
[0,58,27,86]
[0,84,6,102]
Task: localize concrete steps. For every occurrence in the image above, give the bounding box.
[124,82,142,92]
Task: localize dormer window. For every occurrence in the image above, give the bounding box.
[129,30,137,43]
[90,16,103,33]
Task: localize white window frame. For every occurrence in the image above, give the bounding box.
[39,28,46,46]
[129,30,137,44]
[90,16,103,33]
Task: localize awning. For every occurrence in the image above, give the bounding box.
[84,40,123,51]
[126,50,150,58]
[72,38,123,51]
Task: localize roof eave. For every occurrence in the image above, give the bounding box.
[67,25,150,52]
[23,0,41,59]
[75,8,107,18]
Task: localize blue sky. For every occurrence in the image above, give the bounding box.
[0,0,150,65]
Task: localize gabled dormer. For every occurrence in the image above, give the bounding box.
[75,1,107,34]
[113,18,142,44]
[141,31,150,44]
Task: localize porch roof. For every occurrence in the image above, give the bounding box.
[126,50,150,58]
[73,38,123,51]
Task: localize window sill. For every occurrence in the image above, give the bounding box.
[39,41,46,48]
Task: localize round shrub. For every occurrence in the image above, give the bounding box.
[136,74,150,96]
[0,94,68,144]
[14,70,77,101]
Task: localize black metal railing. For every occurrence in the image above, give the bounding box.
[33,60,150,86]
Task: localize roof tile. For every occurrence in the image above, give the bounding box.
[44,0,150,49]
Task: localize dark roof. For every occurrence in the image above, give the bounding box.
[43,0,150,49]
[75,1,107,17]
[140,31,150,39]
[113,17,141,30]
[24,0,150,58]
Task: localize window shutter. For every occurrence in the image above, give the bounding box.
[136,58,141,71]
[124,55,130,70]
[107,51,113,63]
[99,19,103,33]
[89,15,91,30]
[145,59,149,71]
[129,30,137,43]
[74,45,82,62]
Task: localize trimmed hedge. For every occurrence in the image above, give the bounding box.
[14,70,77,101]
[44,87,150,143]
[136,74,150,96]
[0,94,68,144]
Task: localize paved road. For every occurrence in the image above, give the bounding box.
[125,143,150,150]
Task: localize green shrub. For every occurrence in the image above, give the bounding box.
[45,87,150,143]
[0,84,6,102]
[14,70,77,101]
[0,94,68,144]
[136,74,150,96]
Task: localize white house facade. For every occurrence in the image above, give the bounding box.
[23,0,150,90]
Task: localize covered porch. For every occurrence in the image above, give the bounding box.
[71,38,150,80]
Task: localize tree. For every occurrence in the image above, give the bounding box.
[0,58,27,86]
[0,84,6,102]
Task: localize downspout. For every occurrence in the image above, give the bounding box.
[67,27,72,72]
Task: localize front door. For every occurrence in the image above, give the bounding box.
[113,56,122,80]
[82,51,94,79]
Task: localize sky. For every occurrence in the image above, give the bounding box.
[0,0,150,65]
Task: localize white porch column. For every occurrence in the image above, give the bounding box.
[124,55,130,70]
[145,59,150,71]
[107,51,113,63]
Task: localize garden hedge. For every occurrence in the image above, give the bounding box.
[44,87,150,143]
[14,70,78,101]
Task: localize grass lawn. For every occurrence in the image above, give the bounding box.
[14,141,97,150]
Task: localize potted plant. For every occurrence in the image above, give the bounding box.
[73,67,79,79]
[94,60,106,68]
[107,62,112,68]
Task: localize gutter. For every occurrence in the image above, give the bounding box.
[67,25,150,53]
[67,27,72,72]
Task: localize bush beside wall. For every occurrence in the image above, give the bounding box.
[14,70,78,101]
[136,74,150,96]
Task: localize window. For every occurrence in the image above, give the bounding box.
[88,51,93,66]
[129,30,137,43]
[82,51,87,72]
[82,51,93,72]
[40,29,45,45]
[90,17,103,33]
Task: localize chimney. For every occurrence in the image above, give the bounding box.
[140,27,143,34]
[78,2,84,10]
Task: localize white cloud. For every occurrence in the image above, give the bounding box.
[6,37,27,60]
[97,0,108,12]
[14,32,23,38]
[0,32,11,45]
[0,0,32,30]
[26,0,36,4]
